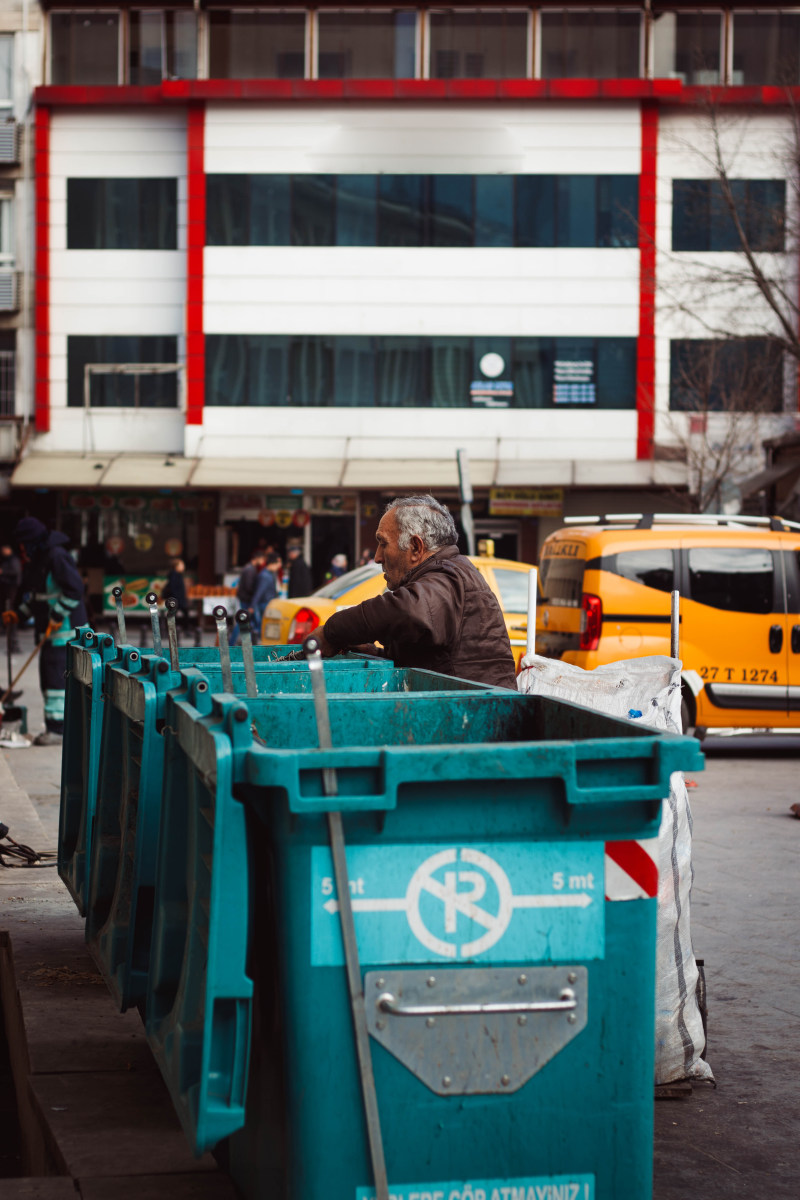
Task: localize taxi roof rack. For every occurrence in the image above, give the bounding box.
[563,512,800,532]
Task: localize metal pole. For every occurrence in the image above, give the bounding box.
[670,589,680,659]
[456,448,476,557]
[145,592,162,655]
[213,604,234,693]
[526,566,538,658]
[112,586,127,645]
[304,637,389,1200]
[236,609,258,698]
[165,597,180,670]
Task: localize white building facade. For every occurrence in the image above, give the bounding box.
[9,2,800,582]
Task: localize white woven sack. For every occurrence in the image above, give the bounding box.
[517,653,713,1084]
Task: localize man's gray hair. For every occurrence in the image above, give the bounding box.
[386,495,459,551]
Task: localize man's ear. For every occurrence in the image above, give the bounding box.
[409,534,427,561]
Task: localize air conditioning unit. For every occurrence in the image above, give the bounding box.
[0,271,19,311]
[0,121,19,164]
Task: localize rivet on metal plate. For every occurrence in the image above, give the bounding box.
[568,972,577,984]
[427,976,436,988]
[568,1013,577,1024]
[501,1075,510,1087]
[426,1017,436,1028]
[442,1076,452,1088]
[518,1015,527,1026]
[518,974,527,985]
[375,978,385,989]
[376,1020,385,1031]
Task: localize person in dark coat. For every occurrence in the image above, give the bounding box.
[163,558,190,630]
[311,495,516,689]
[229,549,264,646]
[286,544,313,598]
[251,552,283,641]
[4,517,88,744]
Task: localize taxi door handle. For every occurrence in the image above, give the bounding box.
[792,625,800,654]
[769,624,783,653]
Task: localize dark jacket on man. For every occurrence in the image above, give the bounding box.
[322,544,516,689]
[288,554,313,598]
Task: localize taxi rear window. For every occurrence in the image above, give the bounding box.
[539,553,584,606]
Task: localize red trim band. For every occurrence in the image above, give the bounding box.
[637,101,658,461]
[186,103,205,426]
[35,108,50,434]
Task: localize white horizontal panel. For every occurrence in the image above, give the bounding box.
[50,250,185,280]
[30,410,185,455]
[50,152,185,179]
[191,434,348,460]
[49,306,185,336]
[342,459,496,489]
[495,460,574,486]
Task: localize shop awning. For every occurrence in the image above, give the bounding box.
[100,455,197,488]
[187,458,343,488]
[10,454,114,488]
[738,460,800,499]
[341,459,497,489]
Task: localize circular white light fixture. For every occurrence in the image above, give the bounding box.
[479,352,505,378]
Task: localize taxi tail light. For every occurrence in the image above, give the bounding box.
[288,607,320,644]
[580,593,602,651]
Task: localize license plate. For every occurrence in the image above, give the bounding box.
[263,621,282,640]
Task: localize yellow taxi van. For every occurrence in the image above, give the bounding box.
[536,513,800,734]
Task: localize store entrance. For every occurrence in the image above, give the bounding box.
[473,520,521,561]
[310,514,356,589]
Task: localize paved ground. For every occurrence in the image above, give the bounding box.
[1,626,798,1196]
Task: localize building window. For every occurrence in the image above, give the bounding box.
[67,336,179,407]
[540,8,642,78]
[51,12,120,85]
[206,173,638,248]
[129,10,197,84]
[672,179,785,252]
[0,195,13,263]
[428,8,528,78]
[0,35,13,105]
[669,339,783,412]
[208,10,305,79]
[732,10,800,85]
[67,179,177,250]
[205,335,637,409]
[0,332,14,418]
[652,10,723,84]
[317,9,416,78]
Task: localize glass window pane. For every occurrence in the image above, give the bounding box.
[206,335,246,406]
[688,547,776,614]
[289,337,334,406]
[0,35,13,102]
[0,198,12,260]
[539,552,584,606]
[596,339,636,409]
[515,176,555,247]
[51,13,119,85]
[672,180,710,251]
[337,176,377,245]
[669,339,783,413]
[209,11,305,79]
[513,338,553,408]
[429,9,528,78]
[318,10,415,79]
[377,176,424,246]
[168,11,198,80]
[556,176,596,247]
[552,337,596,406]
[733,13,800,85]
[376,338,427,405]
[597,175,638,247]
[429,176,473,247]
[67,179,176,250]
[249,337,290,405]
[708,179,742,251]
[207,175,249,246]
[653,12,722,84]
[745,179,785,251]
[614,550,675,592]
[67,336,177,408]
[292,176,336,246]
[541,10,641,79]
[492,568,530,612]
[430,337,471,406]
[335,337,375,405]
[475,177,513,246]
[129,12,164,85]
[251,176,291,244]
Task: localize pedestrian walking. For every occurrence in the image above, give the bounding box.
[229,549,264,646]
[251,553,283,640]
[286,543,313,598]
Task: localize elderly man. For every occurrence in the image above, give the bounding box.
[313,494,516,689]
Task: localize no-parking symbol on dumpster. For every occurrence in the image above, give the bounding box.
[311,841,605,966]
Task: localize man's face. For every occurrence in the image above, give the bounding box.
[374,509,416,590]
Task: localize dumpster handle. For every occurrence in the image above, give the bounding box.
[213,606,235,694]
[377,987,576,1018]
[112,586,127,645]
[146,592,162,655]
[165,598,180,670]
[305,636,390,1200]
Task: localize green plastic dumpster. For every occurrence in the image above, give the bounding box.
[145,682,703,1200]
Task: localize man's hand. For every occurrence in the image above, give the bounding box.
[45,618,63,639]
[1,610,18,626]
[305,626,337,658]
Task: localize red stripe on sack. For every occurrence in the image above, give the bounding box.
[605,840,658,898]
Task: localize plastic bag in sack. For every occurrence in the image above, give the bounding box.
[517,653,713,1084]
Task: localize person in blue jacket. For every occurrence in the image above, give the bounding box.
[3,517,87,745]
[251,552,283,643]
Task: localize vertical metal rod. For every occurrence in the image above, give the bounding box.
[670,589,680,659]
[112,586,127,644]
[304,637,389,1200]
[236,609,258,698]
[213,604,234,693]
[165,597,180,670]
[145,592,162,655]
[526,566,538,658]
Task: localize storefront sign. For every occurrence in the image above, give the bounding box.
[489,488,563,518]
[553,359,595,405]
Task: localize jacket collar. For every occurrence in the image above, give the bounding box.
[397,543,459,589]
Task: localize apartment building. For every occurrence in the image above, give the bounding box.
[8,2,800,588]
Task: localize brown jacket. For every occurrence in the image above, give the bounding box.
[323,544,517,689]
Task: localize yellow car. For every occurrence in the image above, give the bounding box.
[261,556,535,669]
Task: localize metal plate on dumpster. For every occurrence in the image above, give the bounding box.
[356,1174,595,1200]
[365,965,587,1095]
[311,842,604,966]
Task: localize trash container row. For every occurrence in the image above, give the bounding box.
[58,611,705,1200]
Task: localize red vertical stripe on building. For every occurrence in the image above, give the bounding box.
[637,101,658,460]
[34,108,50,433]
[186,103,205,425]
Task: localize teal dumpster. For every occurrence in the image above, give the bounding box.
[88,659,491,1015]
[145,684,703,1200]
